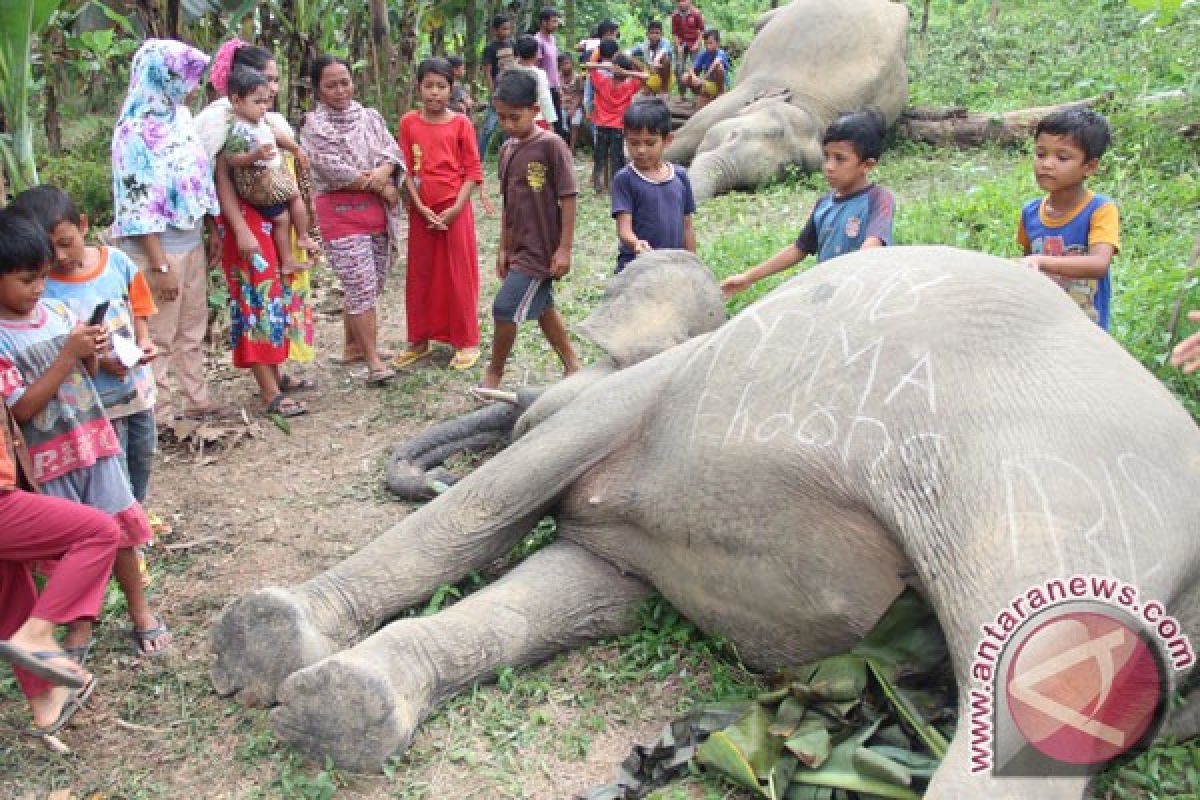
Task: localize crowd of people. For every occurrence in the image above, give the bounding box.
[0,2,1193,749]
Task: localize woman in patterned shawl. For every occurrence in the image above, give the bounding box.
[300,55,406,386]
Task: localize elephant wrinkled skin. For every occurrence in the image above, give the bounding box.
[665,0,909,201]
[211,248,1200,797]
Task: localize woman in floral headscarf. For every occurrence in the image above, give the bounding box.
[193,40,315,417]
[111,39,226,424]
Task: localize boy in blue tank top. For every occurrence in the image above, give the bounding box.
[721,111,895,298]
[1017,109,1119,329]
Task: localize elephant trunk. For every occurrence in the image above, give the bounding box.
[688,150,740,204]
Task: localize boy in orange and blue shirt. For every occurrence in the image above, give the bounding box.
[1017,109,1119,329]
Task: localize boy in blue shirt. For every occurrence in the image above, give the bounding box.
[721,111,895,298]
[1016,109,1119,329]
[610,98,696,273]
[680,29,730,107]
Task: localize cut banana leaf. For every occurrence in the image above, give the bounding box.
[865,658,949,759]
[765,753,800,800]
[784,717,832,768]
[787,720,922,800]
[769,697,809,738]
[866,745,941,780]
[696,703,782,789]
[852,588,947,678]
[785,783,834,799]
[807,655,868,702]
[852,746,912,787]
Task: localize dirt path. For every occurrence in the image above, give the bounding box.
[0,163,749,799]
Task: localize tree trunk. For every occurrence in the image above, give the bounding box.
[43,79,62,156]
[464,0,480,85]
[988,0,1000,25]
[368,0,393,115]
[898,94,1110,148]
[920,0,932,34]
[395,0,422,115]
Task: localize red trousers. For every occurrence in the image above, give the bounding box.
[0,488,118,699]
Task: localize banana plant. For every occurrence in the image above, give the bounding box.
[0,0,62,197]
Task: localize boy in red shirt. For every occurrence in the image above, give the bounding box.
[587,50,647,193]
[671,0,704,97]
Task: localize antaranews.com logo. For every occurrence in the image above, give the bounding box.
[968,575,1194,777]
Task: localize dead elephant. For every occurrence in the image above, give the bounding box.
[665,0,909,202]
[211,248,1200,798]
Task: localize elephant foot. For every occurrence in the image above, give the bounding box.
[210,587,338,707]
[271,653,420,772]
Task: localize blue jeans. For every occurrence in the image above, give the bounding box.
[111,410,156,503]
[477,104,505,159]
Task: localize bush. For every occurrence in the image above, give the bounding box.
[38,154,113,229]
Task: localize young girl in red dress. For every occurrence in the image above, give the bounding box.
[394,58,485,370]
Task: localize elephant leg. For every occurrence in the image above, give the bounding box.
[212,352,667,706]
[268,540,651,771]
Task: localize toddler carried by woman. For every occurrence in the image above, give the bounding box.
[223,67,319,273]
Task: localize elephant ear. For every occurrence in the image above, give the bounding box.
[578,250,726,368]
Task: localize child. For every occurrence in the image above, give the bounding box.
[671,0,705,95]
[1017,109,1119,329]
[446,55,476,115]
[12,185,160,510]
[223,66,319,274]
[394,58,485,372]
[632,20,673,97]
[587,49,647,193]
[558,53,585,152]
[478,14,517,157]
[0,210,171,659]
[515,34,559,132]
[482,69,580,390]
[680,29,730,108]
[721,111,895,297]
[611,98,697,273]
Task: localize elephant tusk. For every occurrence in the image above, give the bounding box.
[470,387,519,405]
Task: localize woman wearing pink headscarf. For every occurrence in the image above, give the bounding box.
[193,40,315,417]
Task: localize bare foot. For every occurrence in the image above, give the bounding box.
[30,684,79,730]
[281,259,306,275]
[563,360,580,377]
[296,235,321,253]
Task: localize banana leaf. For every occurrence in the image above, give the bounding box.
[787,720,922,800]
[784,717,832,768]
[696,702,782,789]
[851,588,947,678]
[864,658,950,759]
[0,0,61,193]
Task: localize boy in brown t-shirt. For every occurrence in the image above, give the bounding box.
[481,69,580,390]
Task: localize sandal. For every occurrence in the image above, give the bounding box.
[129,617,172,658]
[366,367,396,387]
[391,347,433,369]
[28,675,97,738]
[265,394,308,418]
[278,374,318,393]
[449,348,481,371]
[63,638,95,668]
[0,641,86,688]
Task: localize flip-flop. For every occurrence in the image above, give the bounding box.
[449,349,481,371]
[0,641,85,688]
[265,394,308,418]
[63,638,95,668]
[130,617,172,658]
[391,348,433,369]
[279,374,318,393]
[28,675,97,738]
[366,367,396,387]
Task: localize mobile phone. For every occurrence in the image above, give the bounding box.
[88,300,110,326]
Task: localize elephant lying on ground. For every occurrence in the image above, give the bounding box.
[212,248,1200,797]
[665,0,908,202]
